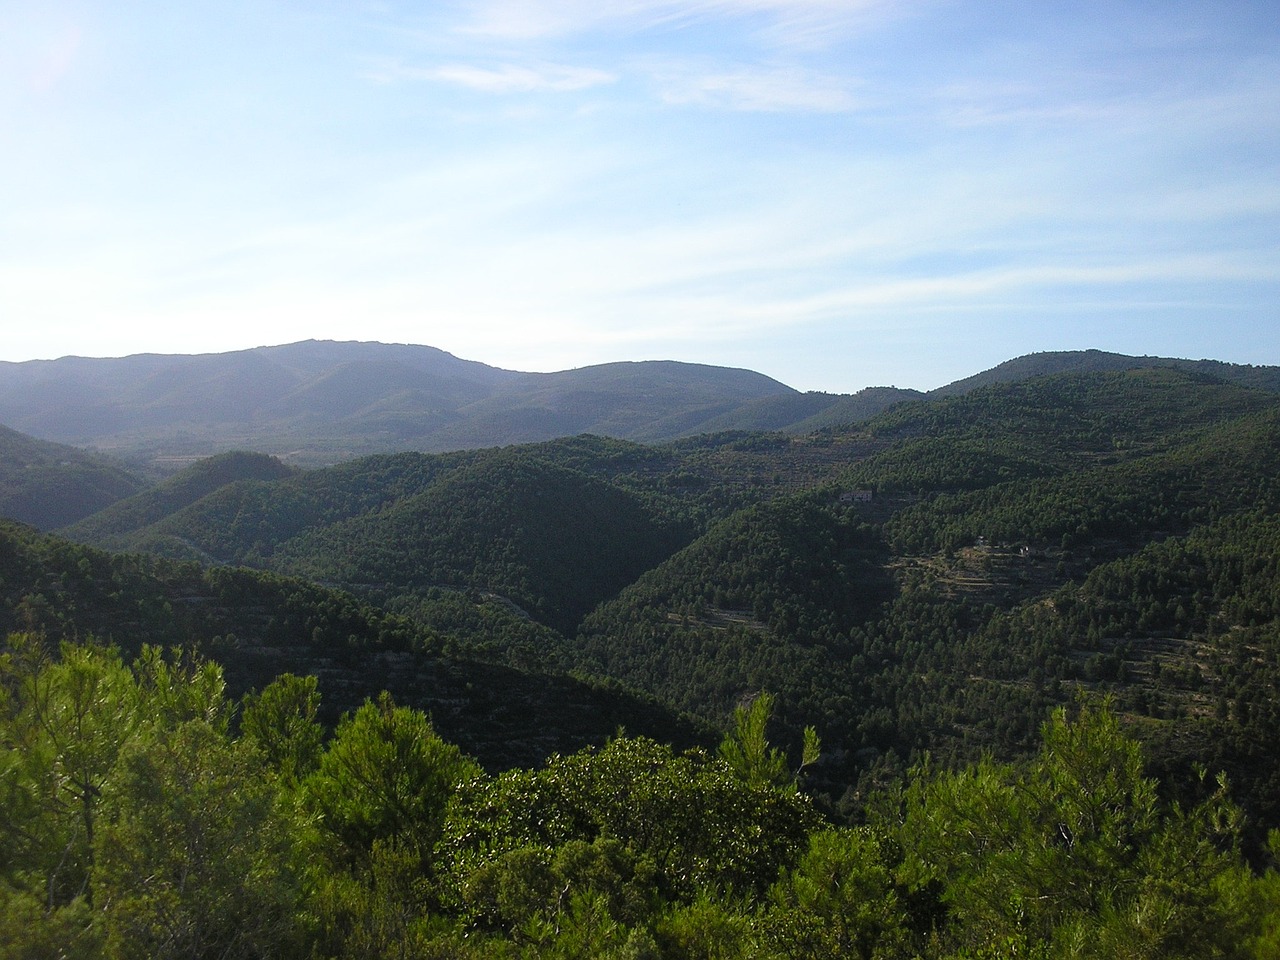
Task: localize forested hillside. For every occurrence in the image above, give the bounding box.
[0,425,144,529]
[576,372,1280,828]
[0,521,704,769]
[65,450,297,547]
[931,348,1280,397]
[47,366,1280,836]
[7,357,1280,955]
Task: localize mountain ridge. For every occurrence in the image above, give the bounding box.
[2,339,1277,484]
[0,340,802,466]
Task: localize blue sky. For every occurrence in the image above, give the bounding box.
[2,0,1277,391]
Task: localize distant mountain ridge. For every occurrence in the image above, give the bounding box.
[930,349,1280,396]
[0,341,1276,470]
[0,341,809,467]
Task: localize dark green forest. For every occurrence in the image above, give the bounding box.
[5,359,1280,956]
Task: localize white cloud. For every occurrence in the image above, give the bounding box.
[654,63,858,111]
[454,0,903,45]
[935,69,1280,137]
[760,254,1280,319]
[371,59,616,93]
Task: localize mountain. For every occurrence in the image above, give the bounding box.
[0,341,797,467]
[421,360,798,448]
[6,340,1274,473]
[930,348,1280,397]
[0,424,146,529]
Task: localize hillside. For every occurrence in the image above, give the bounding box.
[421,360,797,448]
[931,348,1280,397]
[270,453,696,636]
[0,520,706,769]
[10,352,1280,958]
[0,341,797,467]
[63,450,297,547]
[0,424,145,529]
[576,373,1280,826]
[58,430,885,629]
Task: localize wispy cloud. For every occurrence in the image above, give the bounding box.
[455,0,903,45]
[935,66,1280,135]
[653,62,858,111]
[367,58,616,93]
[753,255,1280,321]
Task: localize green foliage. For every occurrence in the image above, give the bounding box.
[302,692,480,869]
[1,638,1279,958]
[0,640,142,908]
[0,887,101,960]
[133,643,231,731]
[302,839,453,960]
[0,640,302,959]
[761,828,910,959]
[94,720,303,960]
[442,735,820,908]
[719,693,790,790]
[718,692,818,791]
[900,703,1251,957]
[652,892,755,960]
[460,838,656,940]
[240,672,324,785]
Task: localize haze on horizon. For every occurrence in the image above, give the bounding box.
[2,0,1278,393]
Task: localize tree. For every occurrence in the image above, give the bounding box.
[240,672,323,785]
[761,828,909,960]
[297,694,480,957]
[132,644,230,733]
[718,692,819,792]
[93,719,302,960]
[301,692,480,869]
[443,734,819,911]
[900,702,1254,957]
[0,639,142,909]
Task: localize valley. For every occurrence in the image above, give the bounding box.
[4,344,1280,956]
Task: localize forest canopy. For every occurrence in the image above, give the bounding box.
[3,637,1278,959]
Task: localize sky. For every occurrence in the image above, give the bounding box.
[2,0,1278,392]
